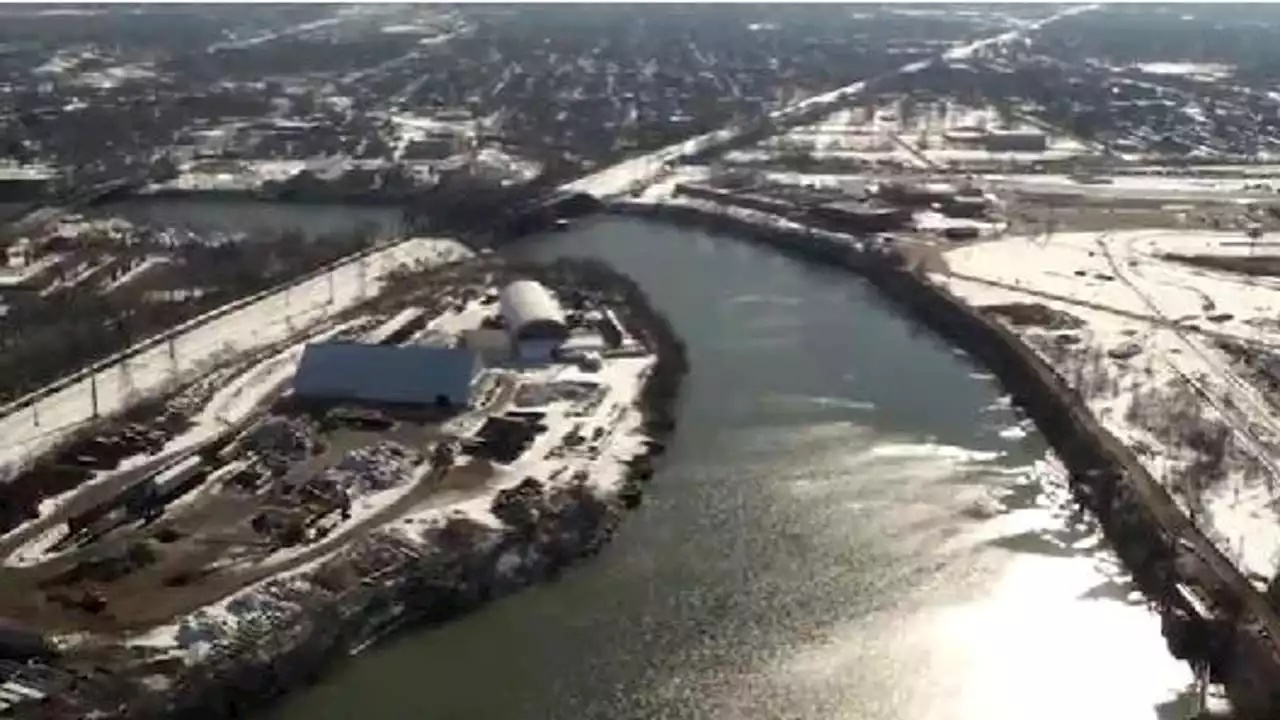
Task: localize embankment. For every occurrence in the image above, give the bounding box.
[115,265,687,720]
[128,187,412,207]
[614,199,1280,719]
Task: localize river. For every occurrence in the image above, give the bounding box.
[94,198,404,241]
[215,212,1188,720]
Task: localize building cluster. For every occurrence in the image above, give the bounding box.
[292,279,607,414]
[683,176,999,241]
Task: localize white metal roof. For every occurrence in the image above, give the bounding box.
[293,342,479,406]
[499,280,566,337]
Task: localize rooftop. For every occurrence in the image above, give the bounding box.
[293,342,480,407]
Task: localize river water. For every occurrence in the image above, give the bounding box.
[124,202,1192,720]
[95,198,404,241]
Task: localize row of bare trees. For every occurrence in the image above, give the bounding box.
[0,223,383,403]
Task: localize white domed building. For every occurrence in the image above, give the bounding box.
[499,279,569,362]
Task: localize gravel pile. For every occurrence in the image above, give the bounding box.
[319,442,421,496]
[246,417,317,462]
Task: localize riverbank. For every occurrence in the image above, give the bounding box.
[131,186,414,207]
[106,262,687,720]
[612,199,1280,718]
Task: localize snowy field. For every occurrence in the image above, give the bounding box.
[934,229,1280,581]
[983,174,1279,203]
[0,237,472,478]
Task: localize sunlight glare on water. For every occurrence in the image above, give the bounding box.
[261,215,1196,720]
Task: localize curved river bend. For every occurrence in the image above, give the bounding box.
[200,212,1191,720]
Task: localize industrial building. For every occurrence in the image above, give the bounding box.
[499,280,569,362]
[461,328,514,364]
[292,342,481,410]
[940,194,990,218]
[877,181,959,207]
[982,129,1048,153]
[808,200,913,234]
[943,127,1048,153]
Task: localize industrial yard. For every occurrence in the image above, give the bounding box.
[0,242,667,714]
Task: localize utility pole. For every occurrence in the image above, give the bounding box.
[120,357,134,404]
[168,337,178,382]
[90,373,100,420]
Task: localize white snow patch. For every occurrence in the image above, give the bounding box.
[936,229,1280,578]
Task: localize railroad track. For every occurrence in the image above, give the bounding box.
[950,234,1280,658]
[945,267,1280,356]
[1103,237,1280,456]
[1092,236,1280,646]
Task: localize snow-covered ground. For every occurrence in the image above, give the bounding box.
[472,147,543,185]
[983,174,1278,203]
[914,209,1003,234]
[755,100,1094,172]
[143,158,402,194]
[0,237,472,479]
[934,229,1280,580]
[1131,61,1235,81]
[121,351,656,662]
